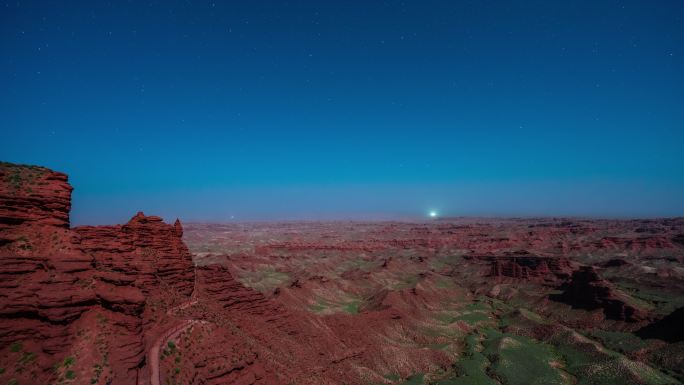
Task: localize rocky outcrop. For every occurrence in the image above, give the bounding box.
[0,162,193,385]
[75,211,195,296]
[0,163,95,359]
[196,264,295,334]
[480,252,573,282]
[550,267,646,322]
[154,264,312,385]
[0,162,72,231]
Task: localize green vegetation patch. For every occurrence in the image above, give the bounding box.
[62,356,75,367]
[588,330,649,354]
[449,333,498,385]
[308,300,330,313]
[613,280,684,316]
[9,342,22,353]
[435,298,494,326]
[238,267,290,293]
[18,352,36,365]
[341,258,377,272]
[481,329,569,385]
[1,164,46,193]
[343,300,361,314]
[392,273,422,290]
[430,254,465,271]
[308,295,363,315]
[454,312,491,325]
[554,340,678,385]
[399,373,424,385]
[465,300,491,312]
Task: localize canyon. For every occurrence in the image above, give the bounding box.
[1,161,684,385]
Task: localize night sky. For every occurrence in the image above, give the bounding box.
[1,1,683,224]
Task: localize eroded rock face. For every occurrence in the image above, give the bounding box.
[75,211,194,296]
[550,266,645,322]
[0,163,94,360]
[0,162,192,385]
[196,264,295,334]
[159,264,292,384]
[0,162,72,231]
[485,252,574,282]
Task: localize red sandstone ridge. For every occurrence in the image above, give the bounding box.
[0,162,72,231]
[196,264,293,332]
[74,211,194,296]
[0,162,194,385]
[481,252,574,282]
[158,265,296,384]
[0,163,94,359]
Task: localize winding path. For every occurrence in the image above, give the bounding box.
[149,319,197,385]
[149,274,200,385]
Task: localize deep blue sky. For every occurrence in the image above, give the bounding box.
[1,1,682,224]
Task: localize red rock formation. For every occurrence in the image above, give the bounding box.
[0,162,72,231]
[196,264,295,334]
[550,266,646,322]
[0,162,193,385]
[75,211,195,296]
[158,320,279,385]
[486,253,573,282]
[159,264,310,385]
[0,163,95,361]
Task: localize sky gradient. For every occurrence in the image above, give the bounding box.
[1,1,683,224]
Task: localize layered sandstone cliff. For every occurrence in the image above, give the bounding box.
[485,252,574,282]
[75,212,194,296]
[0,162,193,385]
[0,162,72,231]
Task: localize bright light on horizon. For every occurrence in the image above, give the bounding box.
[429,211,438,218]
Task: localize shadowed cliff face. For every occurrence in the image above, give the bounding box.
[550,266,647,322]
[636,307,684,343]
[0,162,194,385]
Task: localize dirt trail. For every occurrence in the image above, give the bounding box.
[149,319,196,385]
[149,273,199,385]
